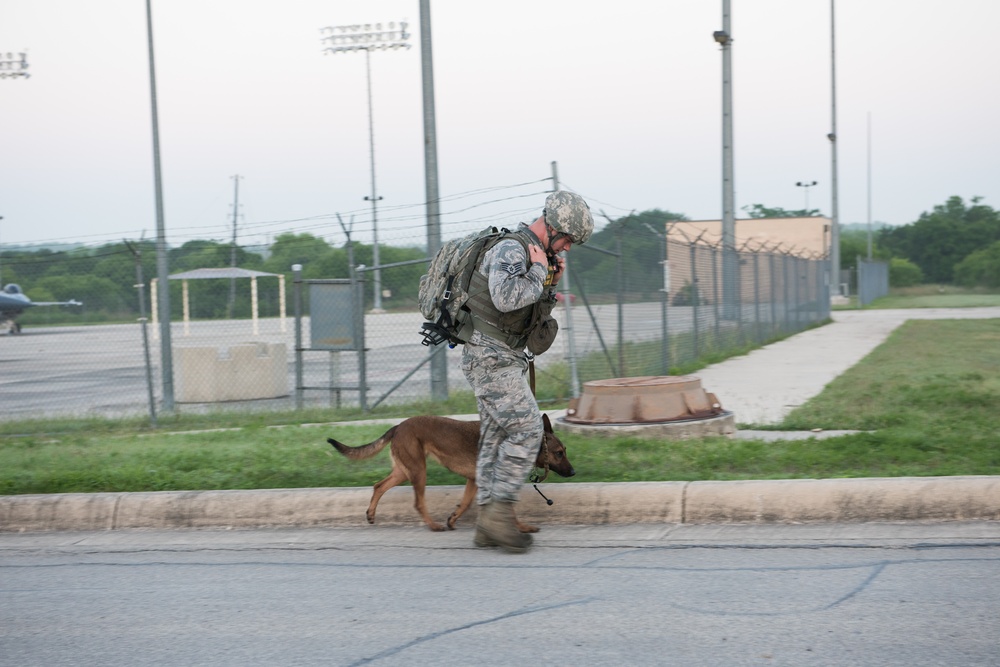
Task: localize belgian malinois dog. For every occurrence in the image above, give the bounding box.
[327,414,575,532]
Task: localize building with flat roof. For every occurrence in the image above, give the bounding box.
[668,217,831,257]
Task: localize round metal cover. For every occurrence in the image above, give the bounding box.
[564,375,724,424]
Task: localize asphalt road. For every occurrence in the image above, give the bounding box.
[2,523,999,667]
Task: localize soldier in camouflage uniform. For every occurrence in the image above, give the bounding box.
[461,191,594,553]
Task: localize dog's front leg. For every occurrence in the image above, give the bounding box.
[447,480,478,530]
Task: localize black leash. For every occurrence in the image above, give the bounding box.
[529,436,553,505]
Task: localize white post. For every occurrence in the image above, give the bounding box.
[150,277,159,340]
[251,276,259,336]
[279,274,287,332]
[182,280,190,336]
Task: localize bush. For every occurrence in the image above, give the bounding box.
[953,240,1000,288]
[889,258,923,287]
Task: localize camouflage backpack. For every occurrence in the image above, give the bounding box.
[418,226,508,347]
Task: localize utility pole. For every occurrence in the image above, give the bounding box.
[321,21,411,313]
[714,1,738,320]
[145,0,174,412]
[419,0,448,401]
[228,175,242,318]
[829,0,842,298]
[866,112,873,260]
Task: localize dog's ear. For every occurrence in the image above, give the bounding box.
[542,413,552,433]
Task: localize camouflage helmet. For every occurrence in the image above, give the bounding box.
[544,191,594,245]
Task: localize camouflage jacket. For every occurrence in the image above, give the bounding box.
[466,225,558,349]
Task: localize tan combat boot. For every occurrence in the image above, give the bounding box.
[473,500,532,553]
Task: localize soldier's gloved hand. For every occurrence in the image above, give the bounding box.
[528,242,547,268]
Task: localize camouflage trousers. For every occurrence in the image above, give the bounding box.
[461,332,543,505]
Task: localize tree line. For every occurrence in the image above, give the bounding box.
[3,195,997,324]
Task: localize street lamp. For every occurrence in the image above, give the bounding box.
[795,180,818,212]
[0,52,29,79]
[321,21,411,312]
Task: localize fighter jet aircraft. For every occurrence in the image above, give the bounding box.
[0,283,82,334]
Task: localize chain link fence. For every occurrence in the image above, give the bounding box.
[857,258,890,307]
[2,233,830,420]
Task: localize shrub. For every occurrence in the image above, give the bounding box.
[953,241,1000,288]
[889,258,923,287]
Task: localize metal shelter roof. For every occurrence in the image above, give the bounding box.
[168,268,281,280]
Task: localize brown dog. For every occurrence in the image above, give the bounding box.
[327,414,574,532]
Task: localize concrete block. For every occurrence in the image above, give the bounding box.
[176,342,287,403]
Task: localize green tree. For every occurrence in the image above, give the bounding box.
[839,229,890,271]
[878,196,1000,283]
[263,233,334,278]
[953,240,1000,288]
[36,275,127,313]
[574,209,688,300]
[741,204,821,218]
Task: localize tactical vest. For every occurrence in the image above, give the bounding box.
[465,229,554,349]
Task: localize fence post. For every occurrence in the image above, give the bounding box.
[660,234,670,375]
[616,222,625,376]
[794,256,802,327]
[690,242,699,358]
[711,245,720,343]
[354,273,368,412]
[753,252,761,344]
[292,264,303,410]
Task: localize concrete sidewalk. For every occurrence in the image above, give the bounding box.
[695,306,1000,426]
[2,307,999,533]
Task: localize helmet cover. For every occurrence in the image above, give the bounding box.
[544,191,594,245]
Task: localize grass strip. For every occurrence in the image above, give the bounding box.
[2,318,998,494]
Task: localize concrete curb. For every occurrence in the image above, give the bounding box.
[3,476,999,533]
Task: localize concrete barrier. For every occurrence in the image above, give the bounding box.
[176,342,287,403]
[2,476,998,533]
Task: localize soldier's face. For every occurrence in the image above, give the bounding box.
[546,225,574,254]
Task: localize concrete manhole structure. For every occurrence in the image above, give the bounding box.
[556,376,735,439]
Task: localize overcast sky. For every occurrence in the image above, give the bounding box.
[2,0,998,252]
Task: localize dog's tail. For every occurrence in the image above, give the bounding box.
[327,425,397,461]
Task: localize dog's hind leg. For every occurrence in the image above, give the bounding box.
[367,468,408,525]
[447,480,478,530]
[405,467,447,531]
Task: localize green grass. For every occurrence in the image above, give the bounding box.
[865,284,1000,309]
[2,294,999,494]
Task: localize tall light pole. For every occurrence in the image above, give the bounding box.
[417,1,448,401]
[828,0,842,297]
[145,0,174,412]
[714,1,738,320]
[322,21,411,313]
[796,180,818,211]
